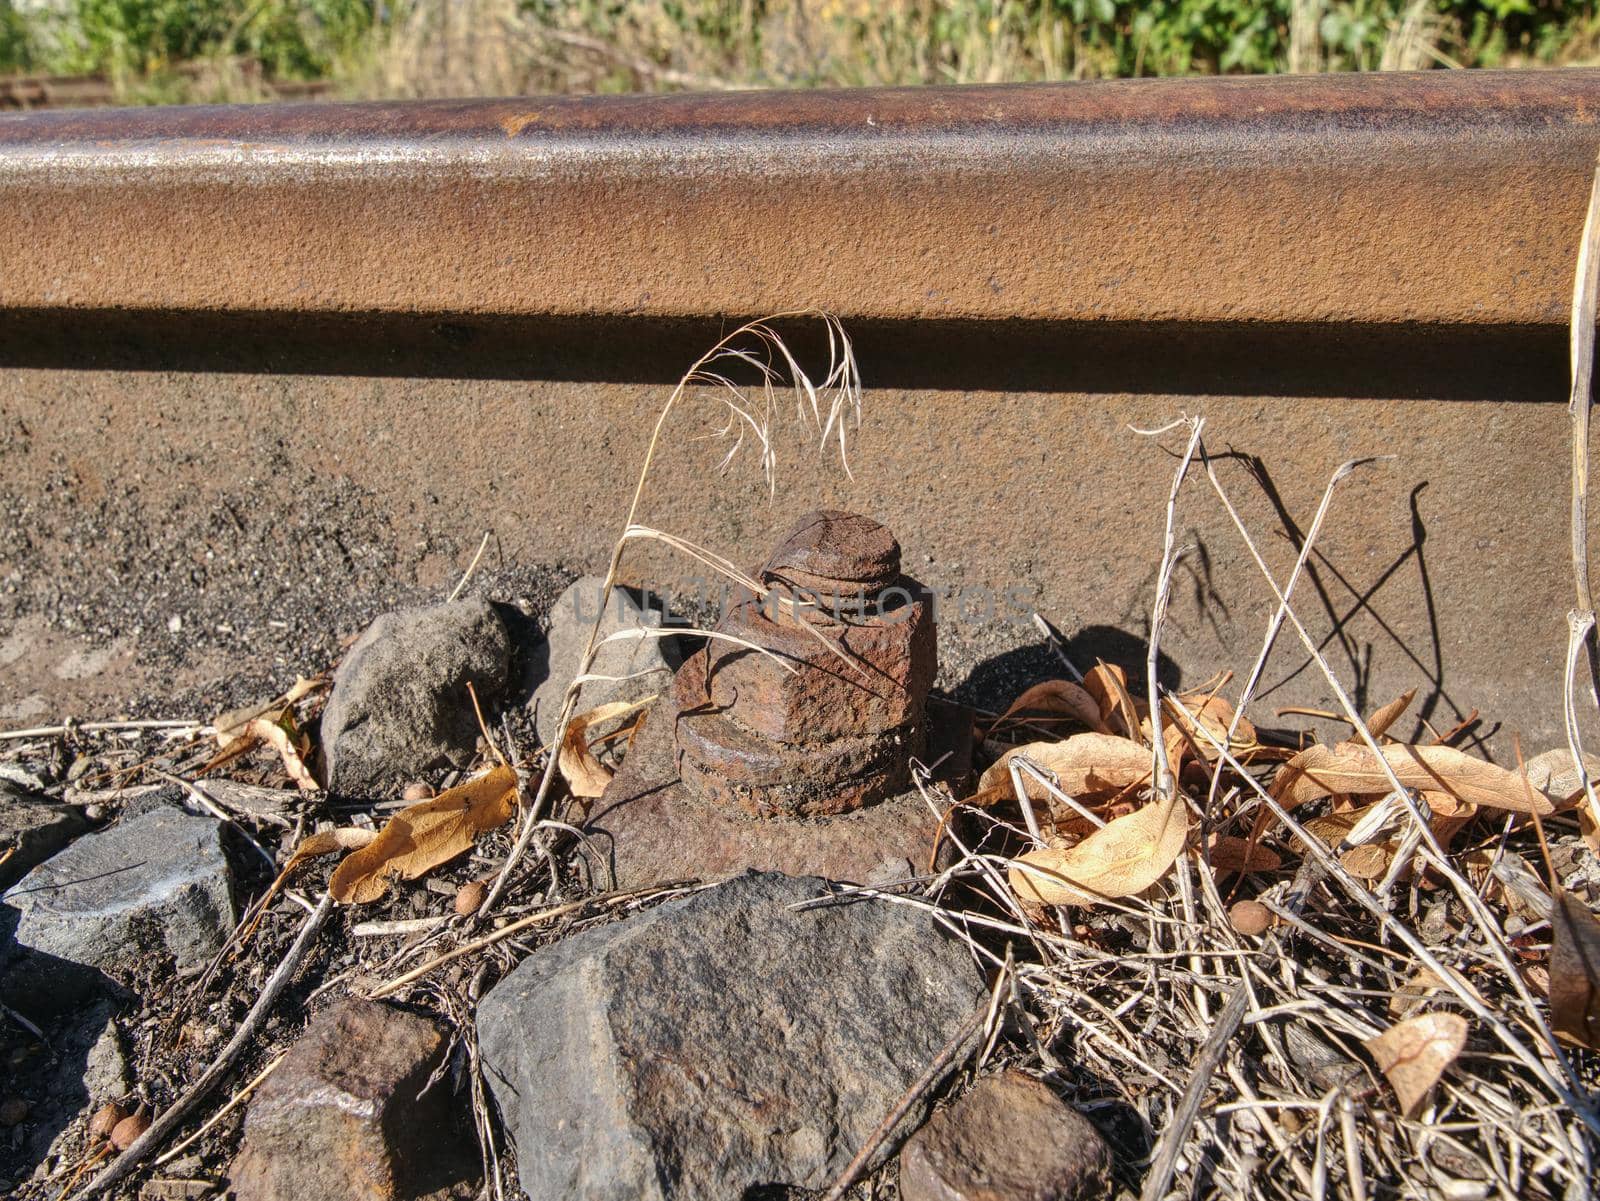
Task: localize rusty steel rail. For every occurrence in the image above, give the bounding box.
[1,71,1598,760]
[0,70,1598,329]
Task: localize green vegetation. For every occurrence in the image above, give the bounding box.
[0,0,375,78]
[0,0,1596,102]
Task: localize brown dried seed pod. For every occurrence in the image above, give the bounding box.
[454,878,487,916]
[1229,899,1274,936]
[109,1110,150,1150]
[88,1101,127,1140]
[403,782,436,802]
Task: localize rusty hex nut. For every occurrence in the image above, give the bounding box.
[674,655,922,817]
[690,587,935,744]
[671,509,935,819]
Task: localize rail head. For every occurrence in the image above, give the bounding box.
[1,70,1597,327]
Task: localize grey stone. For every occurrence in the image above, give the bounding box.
[899,1069,1114,1201]
[82,1007,131,1102]
[0,785,87,891]
[529,578,681,750]
[229,999,475,1201]
[478,871,985,1201]
[2,805,234,1010]
[321,598,511,795]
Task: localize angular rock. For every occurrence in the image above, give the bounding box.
[0,785,87,891]
[321,598,511,795]
[899,1070,1114,1201]
[1,806,234,1010]
[529,578,681,750]
[478,871,985,1201]
[229,999,475,1201]
[81,1005,131,1103]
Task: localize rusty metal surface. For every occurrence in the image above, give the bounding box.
[586,688,970,889]
[762,511,901,593]
[1,70,1599,326]
[0,71,1592,769]
[671,509,937,816]
[686,593,935,743]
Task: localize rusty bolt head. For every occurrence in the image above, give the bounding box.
[760,510,901,594]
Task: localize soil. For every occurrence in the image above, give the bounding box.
[0,456,1060,731]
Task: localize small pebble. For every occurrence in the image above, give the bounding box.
[899,1069,1112,1201]
[402,782,435,802]
[83,803,108,823]
[0,1098,29,1125]
[110,1111,150,1150]
[1229,900,1274,936]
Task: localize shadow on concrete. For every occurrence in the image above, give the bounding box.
[948,625,1182,717]
[0,310,1566,403]
[1220,451,1495,755]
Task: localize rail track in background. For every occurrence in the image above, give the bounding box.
[0,69,1595,751]
[0,67,330,110]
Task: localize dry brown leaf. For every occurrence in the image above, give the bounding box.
[1301,794,1472,855]
[1167,693,1257,760]
[246,826,377,937]
[214,676,320,749]
[1302,804,1369,847]
[291,826,376,864]
[1084,662,1141,740]
[1420,790,1479,847]
[1522,748,1600,808]
[1162,721,1190,774]
[1582,805,1600,856]
[1364,1012,1467,1118]
[1008,792,1188,906]
[1340,843,1391,881]
[1138,715,1192,774]
[329,764,518,904]
[979,733,1154,803]
[214,704,267,751]
[243,716,319,793]
[1205,834,1282,874]
[1366,688,1417,740]
[558,698,653,798]
[1273,742,1554,815]
[1550,890,1600,1051]
[993,680,1107,735]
